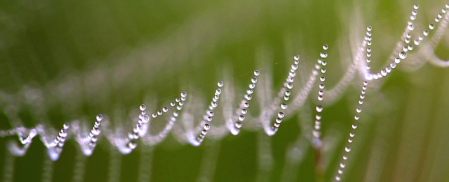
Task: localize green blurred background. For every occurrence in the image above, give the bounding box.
[0,0,449,181]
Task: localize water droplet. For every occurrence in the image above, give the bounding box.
[278,112,284,119]
[140,104,146,111]
[318,96,323,101]
[235,121,242,129]
[336,176,341,181]
[321,61,327,66]
[354,115,360,120]
[423,30,429,36]
[157,110,163,115]
[251,77,257,84]
[408,24,414,31]
[291,64,298,70]
[319,84,325,89]
[285,91,291,96]
[63,122,70,129]
[429,24,435,30]
[399,51,407,59]
[414,4,419,9]
[176,98,181,102]
[323,44,328,50]
[294,55,300,61]
[163,107,168,112]
[239,115,245,121]
[96,114,103,121]
[348,138,353,143]
[320,77,325,82]
[352,124,357,129]
[321,68,326,73]
[408,45,413,51]
[366,65,371,70]
[345,146,351,152]
[340,162,346,168]
[316,105,323,112]
[414,39,420,45]
[170,102,176,107]
[217,81,224,87]
[350,132,355,137]
[128,141,137,150]
[253,70,260,77]
[249,83,256,89]
[356,107,362,113]
[338,169,343,174]
[281,103,288,110]
[367,26,372,31]
[320,52,328,58]
[247,89,253,95]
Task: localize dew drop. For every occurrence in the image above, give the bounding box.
[128,141,137,150]
[350,132,355,137]
[235,121,242,129]
[356,107,362,113]
[278,112,284,119]
[239,115,245,121]
[254,70,260,76]
[318,96,323,101]
[181,92,187,97]
[96,114,103,121]
[321,61,327,66]
[316,105,323,112]
[367,26,372,31]
[293,55,300,61]
[217,81,224,87]
[63,122,70,129]
[281,103,288,110]
[352,124,357,129]
[399,51,407,59]
[429,24,435,30]
[340,162,346,168]
[163,107,168,112]
[319,84,325,89]
[423,30,429,36]
[320,52,328,58]
[323,44,328,50]
[354,115,360,120]
[345,146,351,152]
[320,76,325,82]
[251,77,257,84]
[414,4,419,9]
[140,104,146,111]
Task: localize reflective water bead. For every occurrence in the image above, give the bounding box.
[414,4,419,9]
[320,76,325,82]
[429,24,435,30]
[320,52,328,58]
[399,51,407,59]
[323,44,328,50]
[321,68,326,73]
[316,105,323,112]
[321,61,327,66]
[319,84,325,89]
[356,107,362,113]
[281,103,288,110]
[367,26,372,31]
[423,30,429,36]
[238,115,245,121]
[350,132,355,137]
[293,55,300,61]
[278,112,284,119]
[345,146,351,152]
[63,122,70,129]
[140,104,146,111]
[354,115,360,120]
[254,70,260,76]
[96,114,103,121]
[251,77,257,84]
[352,124,357,129]
[162,107,168,112]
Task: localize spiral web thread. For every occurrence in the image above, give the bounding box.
[0,3,449,182]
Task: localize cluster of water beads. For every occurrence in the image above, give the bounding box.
[334,81,368,181]
[196,82,223,143]
[233,70,259,130]
[313,44,328,142]
[269,55,301,133]
[88,114,103,148]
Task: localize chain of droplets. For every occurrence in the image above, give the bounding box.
[0,3,447,163]
[193,82,223,145]
[268,56,301,134]
[333,4,441,179]
[232,70,259,133]
[313,45,328,145]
